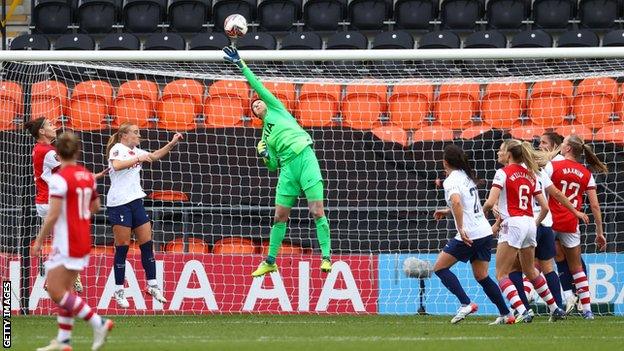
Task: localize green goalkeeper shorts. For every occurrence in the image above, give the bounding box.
[275,146,324,208]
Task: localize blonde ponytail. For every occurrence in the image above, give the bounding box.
[520,141,539,175]
[106,123,134,158]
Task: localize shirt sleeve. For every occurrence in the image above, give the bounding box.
[492,169,506,189]
[587,174,596,190]
[48,174,67,199]
[539,169,553,190]
[544,161,554,178]
[42,150,61,182]
[134,147,150,157]
[533,177,543,195]
[443,177,461,199]
[108,144,126,161]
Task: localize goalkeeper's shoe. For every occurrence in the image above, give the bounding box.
[37,339,72,351]
[320,259,332,273]
[73,275,83,293]
[251,262,278,277]
[146,285,167,303]
[113,289,130,308]
[92,319,114,351]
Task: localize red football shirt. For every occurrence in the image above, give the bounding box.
[492,163,540,220]
[32,142,61,204]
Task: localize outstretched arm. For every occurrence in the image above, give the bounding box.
[149,133,184,162]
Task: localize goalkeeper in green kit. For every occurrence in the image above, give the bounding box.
[223,46,332,277]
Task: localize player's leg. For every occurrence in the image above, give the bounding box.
[252,203,293,277]
[508,256,532,312]
[560,233,593,319]
[112,221,132,308]
[38,266,77,351]
[555,238,579,311]
[433,242,476,323]
[495,242,529,321]
[535,225,563,308]
[132,199,165,302]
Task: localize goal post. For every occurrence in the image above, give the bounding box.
[0,48,623,316]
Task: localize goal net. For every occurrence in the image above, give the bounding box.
[0,49,622,316]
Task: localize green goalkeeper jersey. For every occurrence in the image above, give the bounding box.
[241,65,312,169]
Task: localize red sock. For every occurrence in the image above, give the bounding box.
[499,277,527,314]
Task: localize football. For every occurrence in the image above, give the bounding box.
[224,14,248,39]
[403,257,433,279]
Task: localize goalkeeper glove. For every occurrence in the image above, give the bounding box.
[223,46,245,68]
[257,140,269,159]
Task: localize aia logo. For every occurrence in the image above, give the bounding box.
[262,123,274,140]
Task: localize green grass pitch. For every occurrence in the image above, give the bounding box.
[10,314,624,351]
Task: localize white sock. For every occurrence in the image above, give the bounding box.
[147,279,158,287]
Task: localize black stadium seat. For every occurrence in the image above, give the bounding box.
[55,34,95,50]
[326,30,368,49]
[10,34,51,50]
[123,0,166,33]
[463,30,507,48]
[78,0,118,33]
[236,32,276,49]
[440,0,483,31]
[372,30,414,49]
[99,33,141,49]
[579,0,619,30]
[212,0,256,32]
[258,0,300,31]
[280,31,322,49]
[303,0,346,31]
[394,0,437,30]
[144,33,186,50]
[486,0,528,30]
[168,0,212,32]
[33,0,72,34]
[510,29,553,47]
[602,29,624,47]
[532,0,575,31]
[188,32,230,49]
[557,29,600,47]
[417,30,460,48]
[348,0,388,30]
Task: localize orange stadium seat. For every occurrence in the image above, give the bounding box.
[204,80,249,127]
[251,81,296,112]
[388,84,433,130]
[296,83,341,127]
[573,77,617,128]
[158,79,203,131]
[509,125,546,141]
[555,124,594,141]
[342,84,387,130]
[616,83,624,121]
[68,80,113,131]
[434,83,480,128]
[31,80,67,124]
[411,125,454,141]
[112,80,159,128]
[528,80,573,127]
[148,190,189,202]
[460,124,493,139]
[258,243,303,256]
[0,81,22,130]
[595,123,624,144]
[481,82,526,129]
[165,238,209,253]
[212,237,256,255]
[372,125,409,146]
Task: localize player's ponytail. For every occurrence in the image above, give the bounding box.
[106,123,133,158]
[24,117,46,139]
[567,134,609,174]
[443,144,478,183]
[56,131,81,160]
[504,139,539,175]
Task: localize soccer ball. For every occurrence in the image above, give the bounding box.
[224,14,248,38]
[403,257,433,279]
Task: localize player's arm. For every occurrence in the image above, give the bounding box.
[482,187,500,216]
[110,155,152,171]
[433,207,451,220]
[586,188,606,251]
[545,185,589,223]
[149,133,183,161]
[90,181,101,214]
[534,193,549,226]
[257,140,278,171]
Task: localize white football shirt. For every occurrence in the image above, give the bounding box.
[106,143,149,207]
[533,168,554,226]
[443,170,492,240]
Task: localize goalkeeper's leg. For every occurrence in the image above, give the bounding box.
[252,196,295,277]
[305,181,332,273]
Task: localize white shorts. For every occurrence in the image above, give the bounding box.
[36,204,49,219]
[45,251,90,272]
[498,216,537,249]
[555,230,581,248]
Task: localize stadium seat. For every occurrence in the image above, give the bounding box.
[212,0,256,32]
[168,0,212,32]
[68,80,113,130]
[555,124,594,141]
[417,30,460,49]
[463,30,507,48]
[394,0,437,30]
[258,242,304,255]
[573,77,617,128]
[31,80,68,122]
[616,83,624,120]
[303,0,346,31]
[158,79,204,130]
[144,33,186,50]
[481,82,526,129]
[434,83,480,128]
[212,237,256,254]
[440,0,483,31]
[372,31,414,49]
[0,82,23,130]
[258,0,300,31]
[411,125,454,141]
[557,30,600,47]
[509,124,546,140]
[532,0,575,31]
[510,29,553,48]
[296,83,341,127]
[486,0,528,30]
[251,82,296,111]
[91,245,114,255]
[348,0,388,30]
[188,32,229,50]
[326,31,368,49]
[528,80,574,127]
[388,84,433,130]
[372,125,409,146]
[123,0,166,33]
[149,190,190,202]
[77,0,118,33]
[204,80,249,127]
[54,34,95,50]
[280,31,322,50]
[32,0,72,34]
[595,122,624,144]
[165,238,210,253]
[236,32,277,50]
[112,80,159,128]
[342,84,387,129]
[602,30,624,46]
[460,124,493,139]
[579,0,619,30]
[99,33,140,50]
[9,34,51,50]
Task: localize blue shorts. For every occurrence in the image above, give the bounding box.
[535,225,556,260]
[107,198,150,229]
[443,235,494,263]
